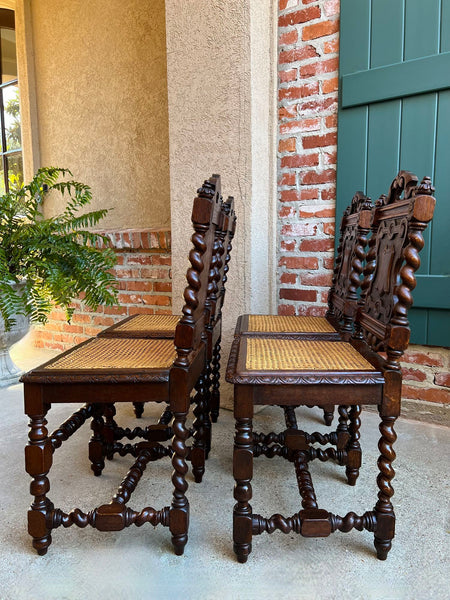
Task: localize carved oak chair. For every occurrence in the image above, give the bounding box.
[226,172,435,563]
[235,192,373,426]
[22,177,222,556]
[94,184,235,464]
[99,183,236,427]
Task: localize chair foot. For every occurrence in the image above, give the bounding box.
[25,407,54,556]
[323,408,334,426]
[345,467,359,486]
[34,536,52,555]
[170,411,189,555]
[374,536,391,560]
[234,543,251,563]
[233,410,253,563]
[193,470,204,484]
[373,414,397,561]
[133,402,144,418]
[190,447,205,483]
[172,534,188,555]
[89,448,105,476]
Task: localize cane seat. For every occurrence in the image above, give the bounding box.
[244,338,376,372]
[42,338,177,372]
[246,315,337,334]
[100,314,181,338]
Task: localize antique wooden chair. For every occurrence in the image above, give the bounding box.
[99,182,236,426]
[22,177,222,555]
[226,172,435,563]
[93,191,236,465]
[234,191,373,426]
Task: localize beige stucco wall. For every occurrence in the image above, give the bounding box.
[0,1,15,11]
[16,0,170,229]
[165,0,277,407]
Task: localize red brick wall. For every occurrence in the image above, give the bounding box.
[32,229,172,351]
[277,0,449,415]
[278,0,339,318]
[401,346,450,406]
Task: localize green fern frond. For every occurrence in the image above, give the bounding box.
[0,167,118,331]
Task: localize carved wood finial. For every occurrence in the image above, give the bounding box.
[223,195,234,215]
[386,170,419,204]
[416,175,434,196]
[197,179,216,198]
[346,191,372,215]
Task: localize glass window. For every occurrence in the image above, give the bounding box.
[0,9,22,193]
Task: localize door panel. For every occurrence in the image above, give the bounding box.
[371,0,404,68]
[404,0,440,60]
[337,0,450,347]
[366,101,401,201]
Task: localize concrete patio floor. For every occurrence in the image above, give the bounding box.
[0,339,448,600]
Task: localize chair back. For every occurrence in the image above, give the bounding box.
[355,171,436,366]
[208,195,236,327]
[173,175,222,369]
[327,192,373,331]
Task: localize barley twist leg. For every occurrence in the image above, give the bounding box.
[374,415,397,560]
[170,411,189,555]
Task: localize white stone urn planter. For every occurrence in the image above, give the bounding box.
[0,281,30,387]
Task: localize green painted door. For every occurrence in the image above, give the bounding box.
[337,0,450,347]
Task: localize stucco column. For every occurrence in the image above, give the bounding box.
[15,0,40,182]
[165,0,277,408]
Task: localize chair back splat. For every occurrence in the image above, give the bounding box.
[327,192,373,333]
[354,171,436,368]
[234,188,374,340]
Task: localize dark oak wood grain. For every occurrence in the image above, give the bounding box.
[22,175,224,555]
[227,171,436,562]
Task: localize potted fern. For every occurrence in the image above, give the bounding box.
[0,167,118,385]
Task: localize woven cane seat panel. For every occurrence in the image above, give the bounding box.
[113,314,180,333]
[246,339,375,372]
[44,338,176,371]
[248,315,337,333]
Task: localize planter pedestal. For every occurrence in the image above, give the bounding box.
[0,313,29,387]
